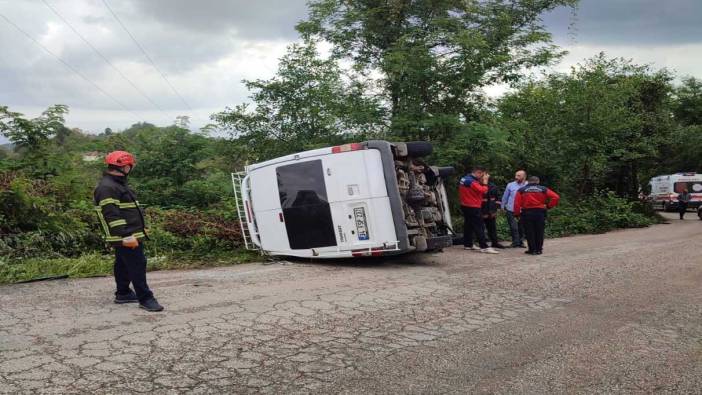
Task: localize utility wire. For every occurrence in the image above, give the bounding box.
[41,0,167,118]
[0,12,142,120]
[101,0,193,112]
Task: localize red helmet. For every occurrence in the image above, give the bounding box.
[105,151,136,167]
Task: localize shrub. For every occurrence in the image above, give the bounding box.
[546,191,655,237]
[451,191,657,242]
[156,209,242,247]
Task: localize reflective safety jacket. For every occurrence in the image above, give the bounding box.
[459,174,488,208]
[93,173,147,246]
[513,183,560,215]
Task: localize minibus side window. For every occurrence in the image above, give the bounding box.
[277,160,337,249]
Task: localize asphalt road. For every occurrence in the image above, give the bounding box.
[1,212,701,394]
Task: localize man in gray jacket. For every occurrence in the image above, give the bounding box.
[501,170,527,248]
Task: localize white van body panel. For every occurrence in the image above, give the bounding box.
[244,148,399,258]
[324,150,398,252]
[245,147,331,173]
[323,149,388,202]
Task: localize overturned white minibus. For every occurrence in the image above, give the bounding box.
[233,141,455,258]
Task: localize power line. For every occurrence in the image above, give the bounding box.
[0,12,142,120]
[101,0,193,112]
[41,0,168,118]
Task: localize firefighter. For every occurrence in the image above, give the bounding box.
[513,176,560,255]
[94,151,163,312]
[459,166,499,254]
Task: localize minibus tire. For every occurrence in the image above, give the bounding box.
[405,141,433,157]
[437,166,455,178]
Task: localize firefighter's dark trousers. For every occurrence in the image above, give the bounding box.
[462,206,488,249]
[114,244,153,302]
[521,208,546,253]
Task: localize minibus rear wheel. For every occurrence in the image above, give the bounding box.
[405,141,433,157]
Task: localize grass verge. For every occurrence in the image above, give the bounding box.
[0,250,261,285]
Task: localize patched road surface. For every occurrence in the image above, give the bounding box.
[1,212,701,393]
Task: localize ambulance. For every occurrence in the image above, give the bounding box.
[648,173,702,211]
[233,141,455,258]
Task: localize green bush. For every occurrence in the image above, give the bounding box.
[0,168,253,283]
[546,191,655,237]
[450,191,657,242]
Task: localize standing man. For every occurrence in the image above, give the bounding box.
[501,170,527,248]
[678,188,691,220]
[513,176,560,255]
[481,181,506,249]
[459,166,499,254]
[94,151,164,312]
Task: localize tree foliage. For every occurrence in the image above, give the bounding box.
[0,105,69,152]
[498,54,673,198]
[660,77,702,174]
[673,77,702,126]
[298,0,576,140]
[213,43,385,161]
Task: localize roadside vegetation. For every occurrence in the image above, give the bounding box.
[2,0,701,283]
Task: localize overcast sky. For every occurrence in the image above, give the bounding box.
[1,0,701,142]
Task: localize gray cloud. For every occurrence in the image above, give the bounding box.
[0,0,701,143]
[0,0,303,126]
[133,0,308,39]
[542,0,702,45]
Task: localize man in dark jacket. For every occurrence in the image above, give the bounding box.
[94,151,163,312]
[677,188,691,220]
[513,176,560,255]
[481,183,506,248]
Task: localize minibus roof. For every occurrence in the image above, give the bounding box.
[245,143,368,172]
[245,147,332,172]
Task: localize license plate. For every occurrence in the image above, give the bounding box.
[353,207,369,240]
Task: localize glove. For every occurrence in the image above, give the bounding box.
[122,236,139,249]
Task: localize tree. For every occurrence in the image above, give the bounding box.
[213,42,384,161]
[0,105,69,152]
[673,77,702,126]
[498,54,673,198]
[660,78,702,173]
[174,115,191,129]
[298,0,577,140]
